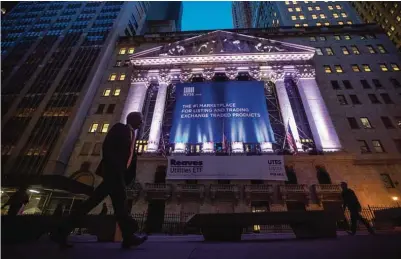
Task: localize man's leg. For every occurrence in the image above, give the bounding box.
[357,213,375,234]
[350,211,358,234]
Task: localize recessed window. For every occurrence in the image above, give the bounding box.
[299,15,305,20]
[397,16,400,22]
[347,21,353,25]
[89,123,99,133]
[368,94,381,104]
[128,47,135,54]
[344,35,351,40]
[331,80,340,89]
[95,104,105,114]
[288,7,294,12]
[341,12,347,18]
[285,1,290,4]
[358,140,370,153]
[334,65,343,73]
[343,80,353,89]
[295,7,301,12]
[324,65,332,73]
[381,117,395,129]
[106,104,115,114]
[387,31,392,37]
[114,60,122,67]
[366,45,376,54]
[291,15,297,20]
[350,94,361,104]
[391,26,395,31]
[347,117,359,129]
[324,22,330,26]
[352,64,361,72]
[312,14,317,19]
[80,142,92,155]
[295,23,300,27]
[328,5,333,10]
[362,64,372,72]
[109,73,117,81]
[360,80,371,89]
[380,93,393,104]
[124,60,130,67]
[119,48,126,55]
[325,47,334,55]
[303,23,308,27]
[320,13,325,19]
[341,46,349,55]
[101,123,109,133]
[372,140,385,153]
[315,6,321,10]
[360,117,372,128]
[338,21,344,25]
[377,44,387,53]
[379,63,389,72]
[336,4,341,9]
[351,45,360,55]
[380,174,395,188]
[103,89,111,96]
[113,88,121,96]
[316,48,323,55]
[372,79,382,89]
[316,22,322,26]
[391,63,400,71]
[390,78,401,88]
[308,6,313,11]
[310,36,316,41]
[119,73,126,81]
[319,36,326,41]
[333,13,339,18]
[337,95,347,105]
[92,142,102,156]
[334,35,341,40]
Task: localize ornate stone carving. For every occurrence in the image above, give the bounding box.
[179,69,193,83]
[249,67,261,81]
[131,70,151,87]
[158,69,172,85]
[225,67,238,80]
[202,68,215,81]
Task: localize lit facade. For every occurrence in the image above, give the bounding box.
[67,24,401,217]
[351,1,401,51]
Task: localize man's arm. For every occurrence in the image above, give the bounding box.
[103,124,131,170]
[341,192,347,210]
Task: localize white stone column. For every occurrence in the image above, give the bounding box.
[147,82,168,152]
[297,78,342,151]
[120,81,148,123]
[275,79,303,150]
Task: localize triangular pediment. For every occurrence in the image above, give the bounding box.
[131,30,315,59]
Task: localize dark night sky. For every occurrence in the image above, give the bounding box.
[1,1,18,12]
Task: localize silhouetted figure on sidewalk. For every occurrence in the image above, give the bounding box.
[1,185,29,216]
[100,203,108,215]
[51,112,147,249]
[341,182,375,235]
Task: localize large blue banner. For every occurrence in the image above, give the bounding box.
[169,81,275,144]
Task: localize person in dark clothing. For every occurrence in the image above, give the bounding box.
[99,203,108,216]
[340,182,375,235]
[1,186,29,216]
[52,112,146,249]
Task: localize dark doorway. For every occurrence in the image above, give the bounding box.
[154,166,166,183]
[285,166,298,184]
[316,166,332,184]
[146,200,165,233]
[286,201,306,211]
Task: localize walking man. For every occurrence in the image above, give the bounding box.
[52,112,146,249]
[340,182,375,235]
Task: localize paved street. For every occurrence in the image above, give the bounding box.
[2,232,401,259]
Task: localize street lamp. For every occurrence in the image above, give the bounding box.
[392,196,400,207]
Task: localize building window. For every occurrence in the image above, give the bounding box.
[391,63,400,71]
[390,26,395,31]
[337,95,347,105]
[381,116,395,129]
[394,139,401,154]
[347,117,359,129]
[350,94,361,104]
[338,21,344,25]
[351,45,360,55]
[341,46,349,55]
[106,104,115,114]
[351,64,361,72]
[316,22,322,26]
[103,89,111,96]
[114,60,122,67]
[285,1,290,4]
[372,140,385,153]
[119,73,126,81]
[92,142,102,156]
[379,63,389,72]
[366,45,376,54]
[324,22,330,26]
[380,174,395,188]
[331,80,340,89]
[360,117,372,128]
[334,35,341,40]
[119,48,126,55]
[328,5,333,10]
[360,80,371,89]
[310,36,316,41]
[89,123,99,133]
[128,47,135,54]
[308,6,313,11]
[312,14,317,19]
[288,7,293,12]
[397,16,401,22]
[362,64,372,72]
[368,94,381,104]
[390,78,401,88]
[334,65,343,73]
[324,65,332,73]
[377,45,387,53]
[109,73,117,81]
[316,48,323,55]
[320,13,325,19]
[299,15,305,20]
[295,23,300,27]
[372,79,383,89]
[333,13,339,18]
[343,80,352,89]
[315,6,321,11]
[358,140,370,153]
[344,35,351,40]
[335,4,341,9]
[295,7,301,12]
[341,12,347,18]
[101,123,109,133]
[80,142,92,155]
[319,36,326,41]
[291,15,297,20]
[380,93,393,104]
[95,104,105,114]
[303,23,308,27]
[113,88,121,96]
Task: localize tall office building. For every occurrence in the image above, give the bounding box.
[1,1,158,177]
[232,1,253,28]
[233,1,362,28]
[351,2,401,51]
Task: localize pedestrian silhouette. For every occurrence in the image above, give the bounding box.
[341,182,375,235]
[1,185,29,216]
[100,203,108,215]
[51,112,147,249]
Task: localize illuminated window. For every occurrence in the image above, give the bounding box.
[379,63,389,72]
[324,65,332,73]
[347,21,352,25]
[372,140,385,153]
[341,12,347,18]
[344,35,351,40]
[308,6,313,11]
[103,89,111,96]
[113,88,121,96]
[385,19,388,24]
[333,13,339,18]
[367,45,376,54]
[119,48,126,55]
[361,118,372,129]
[377,44,387,53]
[387,31,392,37]
[391,63,400,71]
[295,7,301,11]
[334,35,341,40]
[291,15,297,20]
[338,21,344,25]
[315,6,321,10]
[362,64,372,72]
[119,73,126,81]
[128,47,135,54]
[351,45,360,55]
[304,1,308,3]
[358,140,370,153]
[391,26,395,31]
[312,14,317,19]
[285,1,290,4]
[316,48,323,55]
[328,5,333,10]
[316,22,322,26]
[101,123,109,133]
[324,22,330,26]
[336,4,341,9]
[320,13,325,18]
[397,16,400,22]
[293,1,297,4]
[351,64,361,72]
[325,47,334,55]
[299,15,305,20]
[319,36,326,41]
[335,65,343,73]
[303,23,308,27]
[89,123,98,133]
[288,8,293,12]
[390,9,394,14]
[310,36,316,41]
[295,23,300,27]
[114,60,122,67]
[109,73,117,81]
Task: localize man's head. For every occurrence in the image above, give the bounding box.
[126,112,143,129]
[340,182,348,190]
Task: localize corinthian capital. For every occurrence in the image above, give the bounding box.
[225,67,238,80]
[202,68,215,81]
[158,69,172,85]
[179,69,193,83]
[249,67,261,81]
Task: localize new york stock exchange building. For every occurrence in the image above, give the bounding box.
[68,24,401,229]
